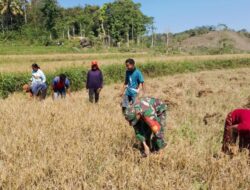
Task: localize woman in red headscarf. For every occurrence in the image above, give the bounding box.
[222,109,250,155]
[86,61,103,103]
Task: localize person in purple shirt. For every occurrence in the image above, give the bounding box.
[86,61,103,103]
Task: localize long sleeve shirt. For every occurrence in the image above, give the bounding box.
[31,69,46,86]
[223,109,250,144]
[86,69,103,90]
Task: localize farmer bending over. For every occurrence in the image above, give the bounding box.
[23,83,47,100]
[222,109,250,155]
[51,74,71,99]
[124,97,167,157]
[120,59,144,113]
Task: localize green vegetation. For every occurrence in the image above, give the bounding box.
[1,1,249,55]
[0,44,78,55]
[0,0,152,48]
[1,57,250,98]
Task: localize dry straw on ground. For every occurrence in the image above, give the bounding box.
[0,68,249,189]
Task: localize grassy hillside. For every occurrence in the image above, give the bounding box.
[0,68,249,189]
[181,31,250,53]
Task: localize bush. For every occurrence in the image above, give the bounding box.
[1,58,250,98]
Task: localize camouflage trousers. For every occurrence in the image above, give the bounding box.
[133,111,167,151]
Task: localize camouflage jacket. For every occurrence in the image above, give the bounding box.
[134,97,166,116]
[127,97,166,126]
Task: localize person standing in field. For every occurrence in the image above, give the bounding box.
[222,109,250,155]
[51,74,71,99]
[120,58,144,113]
[31,63,46,86]
[86,61,103,103]
[124,97,167,157]
[23,83,47,100]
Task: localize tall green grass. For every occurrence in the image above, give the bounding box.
[1,58,250,98]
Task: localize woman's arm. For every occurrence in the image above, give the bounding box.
[222,111,238,153]
[86,71,90,89]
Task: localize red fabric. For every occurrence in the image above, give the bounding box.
[230,109,250,131]
[91,61,99,70]
[143,117,161,134]
[91,60,98,66]
[55,81,65,90]
[224,109,250,144]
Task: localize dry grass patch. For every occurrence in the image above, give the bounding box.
[0,68,250,189]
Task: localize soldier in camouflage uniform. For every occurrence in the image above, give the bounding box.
[124,97,167,156]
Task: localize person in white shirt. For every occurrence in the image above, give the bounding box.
[31,63,46,86]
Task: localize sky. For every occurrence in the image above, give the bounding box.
[59,0,250,33]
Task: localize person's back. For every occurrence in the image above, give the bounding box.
[125,97,167,156]
[229,109,250,130]
[52,75,70,99]
[134,97,166,118]
[31,83,47,100]
[223,109,250,154]
[53,76,70,88]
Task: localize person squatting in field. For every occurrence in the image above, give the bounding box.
[51,74,71,100]
[86,61,103,103]
[124,97,167,157]
[23,83,47,100]
[31,63,46,86]
[120,59,144,113]
[222,109,250,155]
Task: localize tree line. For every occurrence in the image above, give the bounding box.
[0,0,153,46]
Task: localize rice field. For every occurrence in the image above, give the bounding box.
[0,67,249,189]
[1,53,250,73]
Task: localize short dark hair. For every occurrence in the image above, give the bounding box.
[32,63,40,69]
[125,58,135,65]
[59,74,67,81]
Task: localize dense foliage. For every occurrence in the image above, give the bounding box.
[0,0,153,46]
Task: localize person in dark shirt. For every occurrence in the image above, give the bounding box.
[86,61,103,103]
[51,74,71,100]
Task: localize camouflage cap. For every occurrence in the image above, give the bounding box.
[124,106,139,126]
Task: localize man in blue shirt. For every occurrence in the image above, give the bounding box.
[120,58,144,113]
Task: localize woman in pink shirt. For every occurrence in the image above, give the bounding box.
[222,109,250,154]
